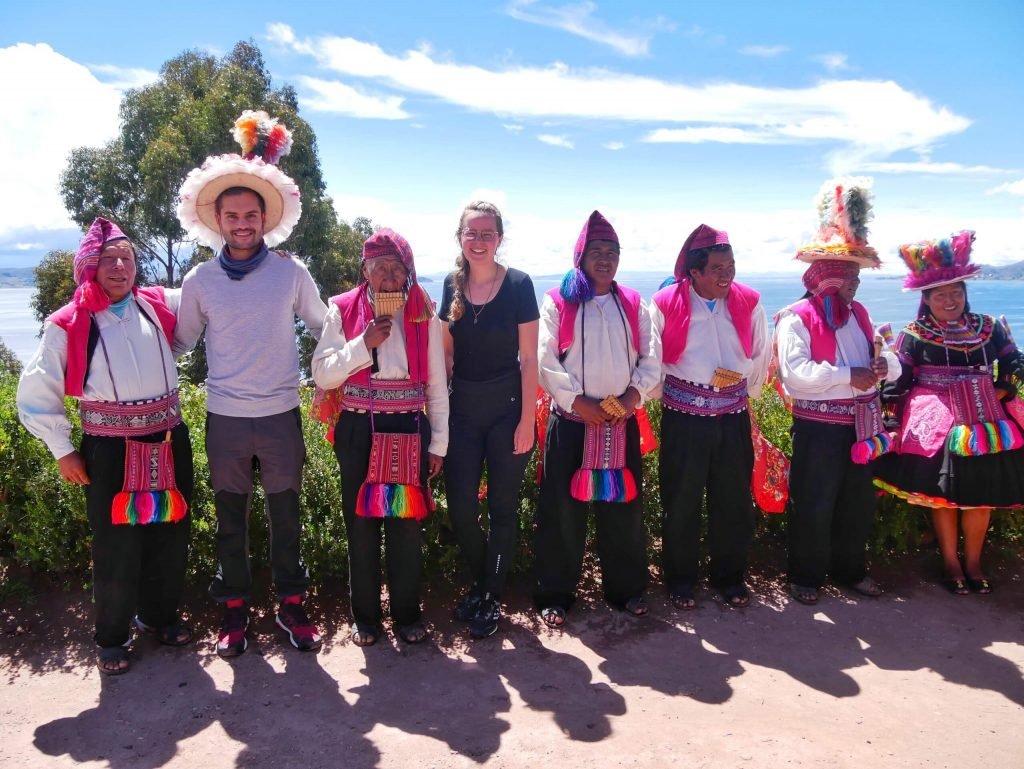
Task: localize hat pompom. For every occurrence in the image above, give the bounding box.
[231,110,293,165]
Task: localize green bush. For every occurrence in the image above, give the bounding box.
[3,375,1024,589]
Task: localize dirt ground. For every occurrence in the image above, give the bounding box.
[2,551,1023,769]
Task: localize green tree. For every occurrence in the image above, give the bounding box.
[59,40,349,289]
[30,250,76,329]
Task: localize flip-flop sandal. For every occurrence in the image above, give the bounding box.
[97,646,130,676]
[789,583,819,605]
[722,584,751,608]
[134,616,193,646]
[396,622,429,644]
[942,577,969,596]
[849,577,884,598]
[350,624,378,647]
[670,585,697,610]
[623,596,649,617]
[967,577,993,595]
[540,606,566,628]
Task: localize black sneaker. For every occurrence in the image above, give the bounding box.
[275,595,323,652]
[453,589,482,622]
[469,594,500,639]
[216,600,249,658]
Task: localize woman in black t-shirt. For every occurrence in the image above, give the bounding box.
[439,200,540,639]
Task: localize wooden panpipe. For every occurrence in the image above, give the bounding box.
[709,367,744,389]
[374,290,406,318]
[599,395,628,419]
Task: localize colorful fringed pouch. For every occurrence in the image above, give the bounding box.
[946,376,1024,456]
[356,431,429,520]
[570,421,638,503]
[112,433,188,525]
[850,396,897,464]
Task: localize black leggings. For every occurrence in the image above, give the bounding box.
[444,373,532,597]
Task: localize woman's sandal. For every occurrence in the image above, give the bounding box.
[849,577,884,598]
[97,646,130,676]
[942,577,970,596]
[540,606,566,628]
[396,622,429,644]
[623,596,648,617]
[789,583,819,606]
[350,624,378,647]
[670,588,697,611]
[967,577,993,595]
[722,584,751,608]
[134,617,193,646]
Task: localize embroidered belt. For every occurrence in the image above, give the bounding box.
[792,393,878,427]
[80,391,182,438]
[914,364,991,390]
[553,407,635,424]
[662,375,748,417]
[341,379,425,413]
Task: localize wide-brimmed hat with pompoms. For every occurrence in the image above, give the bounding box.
[176,110,301,249]
[898,230,979,292]
[795,177,881,268]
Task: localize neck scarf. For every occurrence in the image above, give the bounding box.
[218,242,269,281]
[802,260,856,331]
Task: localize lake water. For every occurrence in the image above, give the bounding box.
[3,276,1023,363]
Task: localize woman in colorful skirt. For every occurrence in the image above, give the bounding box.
[875,231,1024,595]
[440,201,539,639]
[17,218,193,674]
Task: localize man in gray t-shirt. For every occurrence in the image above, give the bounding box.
[175,111,328,658]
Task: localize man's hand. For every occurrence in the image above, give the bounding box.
[612,387,641,425]
[58,451,90,485]
[363,316,393,350]
[427,453,443,479]
[869,358,888,379]
[850,367,880,391]
[572,395,610,425]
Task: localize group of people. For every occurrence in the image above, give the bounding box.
[16,114,1024,674]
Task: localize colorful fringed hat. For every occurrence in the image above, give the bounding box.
[560,210,619,304]
[673,224,730,280]
[176,110,301,249]
[898,230,979,292]
[795,178,881,268]
[75,217,131,285]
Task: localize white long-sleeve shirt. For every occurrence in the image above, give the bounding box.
[17,290,181,460]
[538,292,662,415]
[173,252,327,418]
[311,301,449,456]
[775,306,901,401]
[650,284,771,399]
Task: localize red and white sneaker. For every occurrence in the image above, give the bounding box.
[216,600,249,658]
[275,596,322,652]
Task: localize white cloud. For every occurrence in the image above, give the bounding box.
[817,52,850,72]
[14,242,44,251]
[603,141,625,150]
[271,25,971,166]
[645,126,782,144]
[857,161,1011,175]
[739,44,788,57]
[88,63,159,90]
[988,178,1024,195]
[297,76,409,119]
[503,123,525,133]
[538,133,574,149]
[0,43,122,239]
[505,0,671,57]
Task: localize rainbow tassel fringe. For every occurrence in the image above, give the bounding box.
[570,468,638,503]
[111,489,188,525]
[355,482,429,520]
[850,432,896,464]
[946,420,1024,457]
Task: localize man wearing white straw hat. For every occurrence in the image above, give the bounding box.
[175,111,327,657]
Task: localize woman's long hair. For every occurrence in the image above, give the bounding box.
[449,201,504,321]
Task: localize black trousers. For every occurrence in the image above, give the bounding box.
[334,409,429,628]
[788,417,875,588]
[659,407,755,591]
[81,422,193,648]
[206,408,310,603]
[444,373,532,598]
[534,413,648,611]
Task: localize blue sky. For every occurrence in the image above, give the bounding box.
[3,0,1023,278]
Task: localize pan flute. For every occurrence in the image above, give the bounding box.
[599,395,629,419]
[374,290,406,318]
[709,367,744,389]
